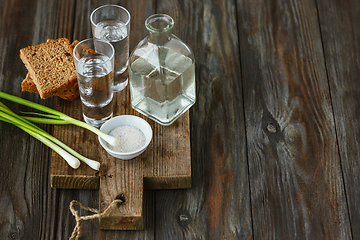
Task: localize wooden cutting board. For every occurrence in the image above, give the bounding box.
[50,87,192,230]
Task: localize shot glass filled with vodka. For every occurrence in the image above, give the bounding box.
[73,39,115,127]
[91,5,130,92]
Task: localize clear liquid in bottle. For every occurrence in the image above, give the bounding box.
[129,14,196,126]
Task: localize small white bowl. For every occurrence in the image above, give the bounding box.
[98,115,152,160]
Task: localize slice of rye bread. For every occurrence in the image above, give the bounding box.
[20,38,78,99]
[21,40,80,101]
[22,73,79,101]
[21,74,37,93]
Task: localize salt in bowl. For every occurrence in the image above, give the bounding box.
[98,115,152,160]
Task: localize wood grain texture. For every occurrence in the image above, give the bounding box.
[3,0,360,239]
[54,0,159,238]
[51,85,192,231]
[50,98,101,189]
[237,0,351,239]
[0,0,75,239]
[99,155,145,230]
[97,111,191,230]
[50,0,192,231]
[316,0,360,237]
[155,0,253,239]
[51,174,99,189]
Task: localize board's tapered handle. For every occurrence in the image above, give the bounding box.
[99,159,144,230]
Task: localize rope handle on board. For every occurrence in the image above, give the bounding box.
[69,199,123,240]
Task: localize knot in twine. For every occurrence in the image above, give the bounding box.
[69,199,123,240]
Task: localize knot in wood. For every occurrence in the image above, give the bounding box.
[9,233,18,239]
[179,214,189,222]
[266,123,277,133]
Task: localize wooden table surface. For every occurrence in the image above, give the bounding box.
[1,0,359,239]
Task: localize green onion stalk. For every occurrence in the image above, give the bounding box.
[0,91,119,147]
[0,101,100,170]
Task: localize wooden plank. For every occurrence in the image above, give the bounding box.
[236,0,352,238]
[316,0,360,237]
[51,89,192,229]
[0,0,75,239]
[51,98,101,189]
[97,111,191,230]
[155,0,253,239]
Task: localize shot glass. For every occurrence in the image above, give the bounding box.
[90,5,130,92]
[73,38,115,128]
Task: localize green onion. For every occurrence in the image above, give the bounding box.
[19,124,81,169]
[0,91,119,147]
[0,101,100,170]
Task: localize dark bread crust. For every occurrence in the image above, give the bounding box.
[20,38,79,100]
[21,73,38,93]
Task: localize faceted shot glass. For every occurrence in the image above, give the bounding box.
[73,38,115,128]
[90,5,131,92]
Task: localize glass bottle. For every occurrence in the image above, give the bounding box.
[129,14,196,126]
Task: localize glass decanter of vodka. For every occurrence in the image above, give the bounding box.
[129,14,196,126]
